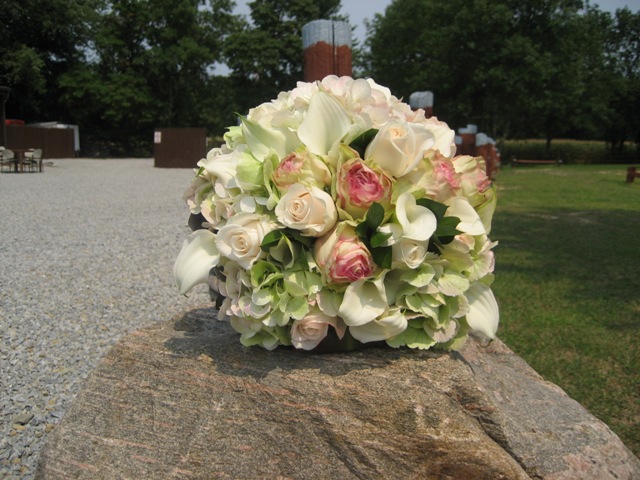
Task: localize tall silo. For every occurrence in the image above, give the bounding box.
[302,20,352,81]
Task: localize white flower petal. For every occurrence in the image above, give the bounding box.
[241,117,299,160]
[350,309,407,343]
[174,229,220,295]
[339,278,387,326]
[298,92,351,155]
[447,197,486,235]
[465,284,499,338]
[396,193,437,241]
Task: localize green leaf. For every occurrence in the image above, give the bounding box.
[194,165,205,179]
[371,246,392,269]
[434,216,462,244]
[370,231,392,248]
[261,230,284,250]
[355,220,369,239]
[286,228,314,248]
[386,321,436,350]
[365,202,385,230]
[349,128,379,158]
[416,198,448,220]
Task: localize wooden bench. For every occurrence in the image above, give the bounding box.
[626,166,640,183]
[511,157,562,167]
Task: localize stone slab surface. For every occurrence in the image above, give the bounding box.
[36,308,640,479]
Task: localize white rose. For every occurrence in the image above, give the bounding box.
[275,183,337,237]
[365,121,435,177]
[215,213,273,269]
[290,311,345,350]
[421,117,456,158]
[201,145,240,190]
[392,238,428,269]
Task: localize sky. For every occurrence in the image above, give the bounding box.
[232,0,640,45]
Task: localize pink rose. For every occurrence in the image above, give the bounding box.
[290,311,346,350]
[272,150,332,192]
[314,224,375,284]
[337,158,392,219]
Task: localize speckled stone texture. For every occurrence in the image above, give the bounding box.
[36,308,639,480]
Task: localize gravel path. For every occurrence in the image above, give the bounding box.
[0,159,211,479]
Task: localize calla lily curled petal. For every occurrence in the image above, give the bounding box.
[465,283,499,338]
[298,92,351,156]
[174,229,220,295]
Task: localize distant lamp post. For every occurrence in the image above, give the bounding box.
[0,86,10,147]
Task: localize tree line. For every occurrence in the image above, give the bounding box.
[1,0,637,157]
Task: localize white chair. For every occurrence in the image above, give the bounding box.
[23,148,43,172]
[31,148,43,172]
[0,148,16,173]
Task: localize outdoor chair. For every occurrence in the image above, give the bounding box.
[32,148,43,172]
[0,148,16,173]
[24,148,43,172]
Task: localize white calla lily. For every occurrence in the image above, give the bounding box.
[465,283,499,338]
[350,309,407,343]
[174,229,220,295]
[396,192,437,242]
[446,197,486,235]
[298,92,351,156]
[241,117,300,161]
[476,186,497,234]
[338,277,388,326]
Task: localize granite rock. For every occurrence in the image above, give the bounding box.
[36,307,640,479]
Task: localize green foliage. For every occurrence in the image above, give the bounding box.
[0,0,101,121]
[223,0,342,112]
[365,0,640,151]
[493,164,640,456]
[355,202,392,269]
[502,139,639,164]
[3,0,638,158]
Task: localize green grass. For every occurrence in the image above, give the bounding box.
[491,164,640,456]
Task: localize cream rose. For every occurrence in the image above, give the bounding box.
[365,121,435,177]
[392,238,428,269]
[290,311,345,350]
[275,183,337,237]
[215,213,274,269]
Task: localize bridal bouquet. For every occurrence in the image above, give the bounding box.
[174,76,499,351]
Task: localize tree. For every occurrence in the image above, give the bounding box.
[223,0,342,113]
[59,0,238,155]
[604,8,640,155]
[364,0,620,151]
[0,0,101,122]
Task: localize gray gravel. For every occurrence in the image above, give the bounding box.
[0,158,211,479]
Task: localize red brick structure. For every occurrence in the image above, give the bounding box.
[302,20,352,82]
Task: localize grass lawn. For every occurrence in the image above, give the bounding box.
[491,164,640,456]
